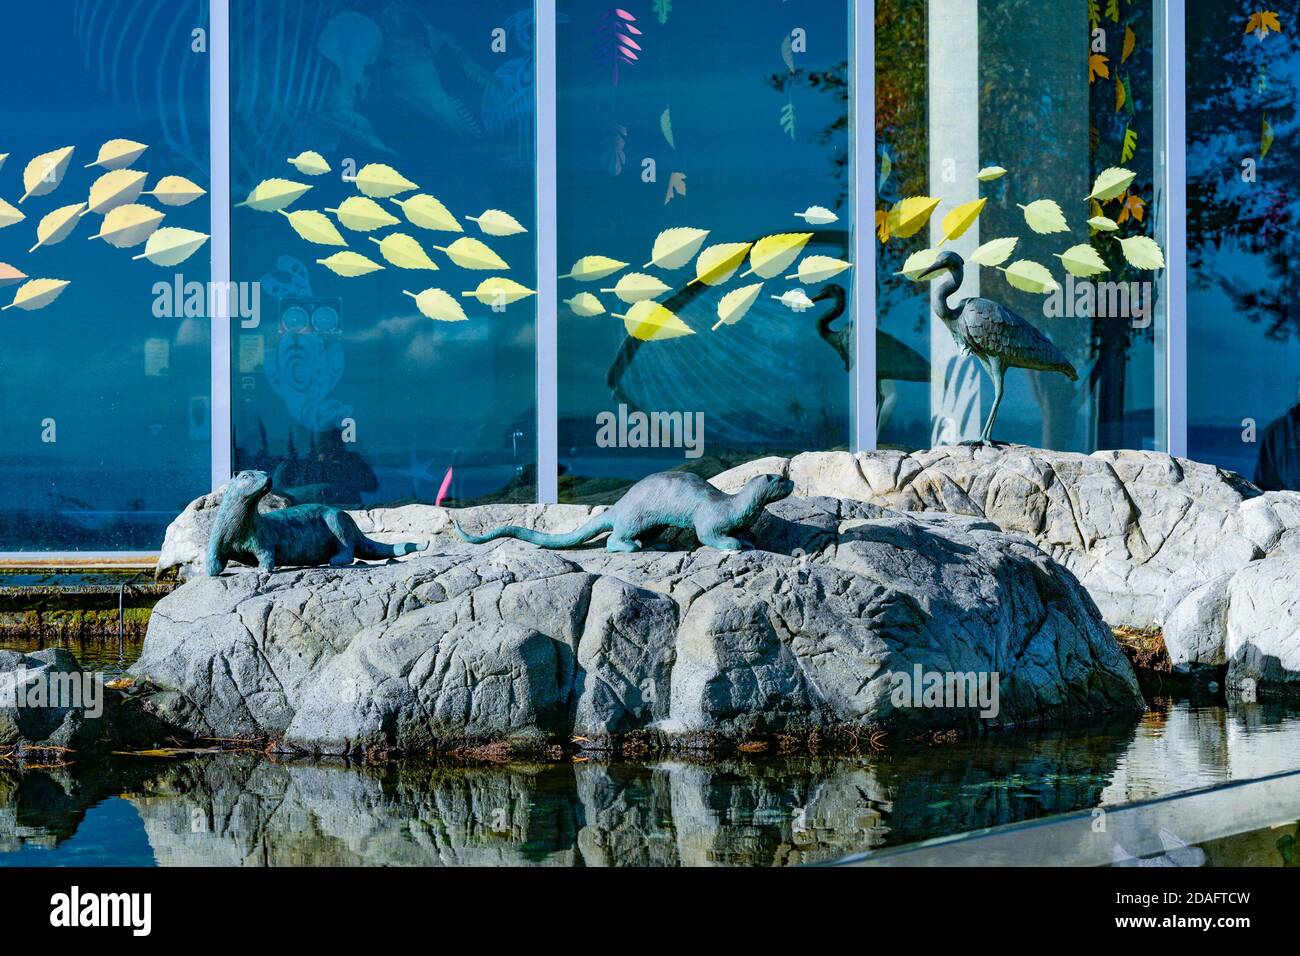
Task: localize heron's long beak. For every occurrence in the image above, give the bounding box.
[916,266,946,281]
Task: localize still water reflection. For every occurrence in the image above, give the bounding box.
[3,702,1300,867]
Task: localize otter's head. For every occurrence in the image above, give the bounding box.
[748,473,795,505]
[226,470,272,505]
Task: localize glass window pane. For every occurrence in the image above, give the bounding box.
[1187,0,1298,487]
[556,1,853,501]
[875,0,1169,452]
[230,1,537,508]
[0,0,212,551]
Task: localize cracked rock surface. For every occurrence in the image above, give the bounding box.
[711,446,1277,629]
[133,496,1142,753]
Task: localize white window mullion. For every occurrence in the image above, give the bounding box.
[852,0,877,451]
[209,0,232,491]
[1164,0,1187,457]
[535,0,559,502]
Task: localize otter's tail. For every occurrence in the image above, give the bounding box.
[453,513,612,549]
[356,537,430,560]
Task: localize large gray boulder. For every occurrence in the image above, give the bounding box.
[1155,491,1300,697]
[131,496,1142,754]
[712,447,1273,628]
[161,447,1288,633]
[1159,549,1300,699]
[0,648,102,749]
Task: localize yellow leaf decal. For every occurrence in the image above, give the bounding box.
[1086,167,1136,202]
[143,175,206,207]
[88,203,164,248]
[564,292,606,316]
[896,247,942,280]
[1088,216,1119,232]
[288,151,331,176]
[352,163,418,198]
[236,178,311,212]
[369,233,439,270]
[887,196,940,239]
[465,209,528,237]
[0,153,7,173]
[280,209,348,246]
[975,166,1006,181]
[404,288,467,322]
[998,260,1059,294]
[433,236,508,270]
[0,198,24,230]
[560,255,628,281]
[644,226,709,269]
[1118,235,1165,270]
[601,272,670,303]
[85,169,147,216]
[1263,117,1275,157]
[613,301,694,341]
[1054,243,1109,277]
[3,278,70,311]
[391,194,462,232]
[316,251,384,277]
[938,197,986,244]
[793,205,838,225]
[327,196,399,232]
[967,237,1018,267]
[21,146,75,203]
[712,282,764,331]
[742,232,812,279]
[0,263,27,287]
[29,203,85,253]
[132,227,210,267]
[689,241,752,286]
[461,277,536,306]
[1018,199,1068,234]
[85,139,146,170]
[786,255,851,283]
[1114,75,1126,112]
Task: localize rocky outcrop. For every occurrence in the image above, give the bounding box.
[712,447,1275,629]
[1150,491,1300,698]
[0,648,102,750]
[164,447,1287,635]
[131,495,1142,754]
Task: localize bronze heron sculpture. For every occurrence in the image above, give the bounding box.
[918,251,1078,445]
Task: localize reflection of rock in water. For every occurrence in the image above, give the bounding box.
[77,725,1131,866]
[128,756,579,867]
[26,705,1300,866]
[119,732,1129,866]
[0,758,157,854]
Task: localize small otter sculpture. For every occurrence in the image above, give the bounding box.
[206,470,428,575]
[454,471,795,552]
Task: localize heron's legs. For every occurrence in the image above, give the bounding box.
[981,358,1007,443]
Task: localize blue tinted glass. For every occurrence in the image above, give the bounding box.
[556,0,853,501]
[876,0,1168,452]
[1187,0,1300,487]
[0,0,212,551]
[230,0,538,508]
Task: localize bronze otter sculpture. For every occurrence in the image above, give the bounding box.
[206,470,428,575]
[454,471,795,552]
